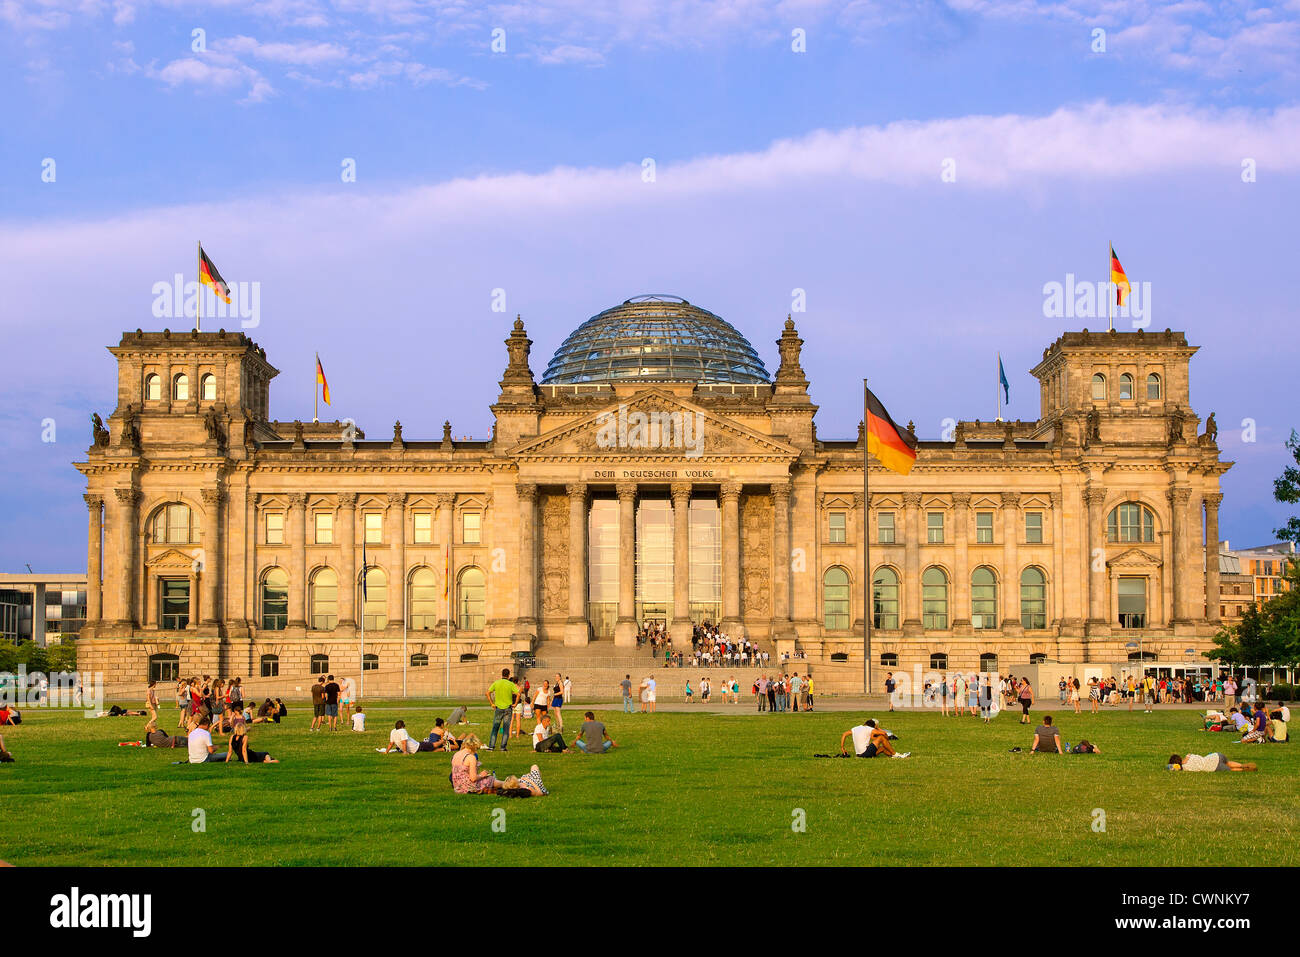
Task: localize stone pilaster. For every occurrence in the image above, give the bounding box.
[853,492,865,633]
[388,492,406,630]
[565,483,590,647]
[435,493,455,628]
[902,491,922,635]
[85,494,103,627]
[200,486,225,630]
[669,483,693,646]
[1204,492,1223,625]
[1000,490,1023,635]
[720,482,744,639]
[951,491,971,633]
[113,487,140,628]
[514,483,538,640]
[614,483,638,647]
[771,481,794,640]
[287,493,307,629]
[1168,486,1193,627]
[1085,486,1108,632]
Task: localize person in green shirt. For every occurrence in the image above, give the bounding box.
[485,668,520,752]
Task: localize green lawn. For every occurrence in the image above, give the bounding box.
[2,701,1295,867]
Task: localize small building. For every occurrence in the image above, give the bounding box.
[0,574,89,646]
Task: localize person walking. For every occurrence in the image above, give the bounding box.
[979,676,994,723]
[884,672,896,712]
[620,674,634,714]
[1017,676,1034,724]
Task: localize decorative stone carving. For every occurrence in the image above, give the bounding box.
[517,483,538,504]
[1203,492,1224,511]
[951,491,972,509]
[902,492,923,508]
[85,493,104,511]
[720,482,742,505]
[291,420,305,450]
[616,483,637,503]
[1084,487,1107,508]
[91,413,109,448]
[114,487,140,507]
[338,492,357,509]
[741,491,772,618]
[774,317,805,383]
[441,421,453,450]
[392,421,404,450]
[387,492,406,507]
[1001,491,1020,508]
[287,492,308,509]
[540,491,569,618]
[1200,412,1217,446]
[1167,486,1191,507]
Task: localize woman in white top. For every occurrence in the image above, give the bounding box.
[532,681,551,720]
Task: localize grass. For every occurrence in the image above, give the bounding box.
[2,700,1296,867]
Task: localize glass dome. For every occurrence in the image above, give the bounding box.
[541,295,771,385]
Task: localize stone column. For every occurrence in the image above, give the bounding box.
[388,492,406,630]
[1000,491,1023,634]
[85,494,103,626]
[564,483,590,647]
[114,487,140,628]
[1168,486,1192,625]
[853,492,866,633]
[771,481,793,639]
[1085,486,1108,629]
[200,487,224,628]
[1050,491,1064,629]
[614,483,638,647]
[720,482,744,639]
[951,492,971,632]
[287,493,307,629]
[669,482,693,647]
[187,568,199,630]
[1204,492,1223,624]
[902,492,922,635]
[514,483,538,638]
[435,493,455,627]
[338,493,357,630]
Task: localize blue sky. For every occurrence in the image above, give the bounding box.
[2,0,1299,569]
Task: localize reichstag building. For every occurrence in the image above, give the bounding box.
[75,295,1229,693]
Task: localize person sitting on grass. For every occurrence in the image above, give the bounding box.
[1032,715,1064,754]
[839,719,910,759]
[1228,708,1249,734]
[187,715,226,763]
[1168,753,1257,772]
[450,735,500,793]
[1268,709,1288,743]
[273,699,287,723]
[381,719,423,755]
[575,711,616,754]
[351,704,366,733]
[425,718,463,752]
[226,720,278,763]
[532,713,568,753]
[255,698,276,723]
[1240,706,1268,744]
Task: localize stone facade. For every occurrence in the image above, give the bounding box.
[75,317,1230,696]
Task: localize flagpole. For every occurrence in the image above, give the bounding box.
[196,241,202,333]
[359,543,366,700]
[314,352,319,424]
[445,542,451,699]
[1108,242,1114,332]
[996,353,1002,422]
[863,378,872,700]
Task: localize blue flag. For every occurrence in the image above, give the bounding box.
[998,355,1010,404]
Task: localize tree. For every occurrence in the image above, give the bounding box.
[1274,429,1300,545]
[1207,557,1300,666]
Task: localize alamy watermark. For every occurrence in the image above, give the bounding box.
[1042,274,1152,328]
[1,666,104,716]
[151,274,261,328]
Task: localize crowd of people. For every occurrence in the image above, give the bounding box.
[1200,701,1290,743]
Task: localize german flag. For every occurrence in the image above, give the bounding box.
[199,245,231,303]
[316,354,331,405]
[1109,243,1130,307]
[865,386,917,475]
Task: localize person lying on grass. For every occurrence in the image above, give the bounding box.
[143,718,187,748]
[1168,753,1257,772]
[840,719,910,759]
[226,720,278,763]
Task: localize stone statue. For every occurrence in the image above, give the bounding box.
[441,420,453,450]
[1203,412,1218,443]
[203,406,224,445]
[394,420,404,442]
[1086,407,1101,444]
[118,404,140,450]
[91,413,109,448]
[1167,407,1184,447]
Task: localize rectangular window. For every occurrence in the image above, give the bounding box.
[1118,577,1147,629]
[364,511,383,544]
[160,579,190,630]
[462,511,481,544]
[975,511,994,544]
[828,511,846,544]
[927,511,945,544]
[265,511,284,545]
[314,512,333,544]
[412,511,433,544]
[877,511,895,544]
[1024,511,1043,544]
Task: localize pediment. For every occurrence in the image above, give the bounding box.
[1107,547,1162,569]
[508,389,800,461]
[146,547,200,570]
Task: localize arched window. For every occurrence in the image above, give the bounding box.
[362,653,379,671]
[872,566,899,629]
[1091,373,1106,400]
[1021,567,1047,629]
[409,567,437,630]
[144,373,161,401]
[1119,373,1133,400]
[261,568,288,630]
[148,652,179,683]
[879,652,898,668]
[922,567,948,630]
[930,652,948,671]
[310,568,338,630]
[458,567,486,631]
[1146,373,1161,400]
[822,566,850,631]
[360,566,387,630]
[260,654,279,678]
[979,652,999,673]
[310,653,330,675]
[200,373,216,401]
[153,503,196,544]
[410,653,429,667]
[173,373,189,401]
[1029,653,1047,665]
[971,566,998,629]
[1107,503,1155,543]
